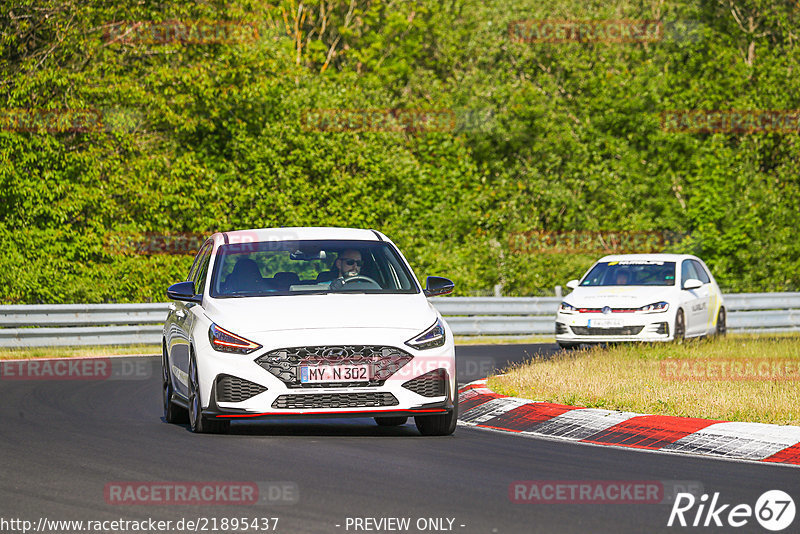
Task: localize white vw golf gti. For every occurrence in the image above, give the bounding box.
[555,254,725,348]
[162,227,457,435]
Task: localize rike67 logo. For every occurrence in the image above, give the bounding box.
[668,490,795,531]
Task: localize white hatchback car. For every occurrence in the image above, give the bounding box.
[162,227,457,435]
[555,254,725,348]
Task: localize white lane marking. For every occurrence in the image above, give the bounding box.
[458,387,493,403]
[663,422,800,460]
[460,397,530,424]
[524,408,640,441]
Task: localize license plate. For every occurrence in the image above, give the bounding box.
[588,319,624,328]
[300,365,370,383]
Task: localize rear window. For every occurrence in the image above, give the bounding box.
[210,239,419,297]
[580,260,676,287]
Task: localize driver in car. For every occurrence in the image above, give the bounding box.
[326,249,374,290]
[335,249,362,279]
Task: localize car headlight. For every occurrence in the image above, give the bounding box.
[638,301,669,313]
[559,301,577,313]
[208,324,262,354]
[405,317,446,350]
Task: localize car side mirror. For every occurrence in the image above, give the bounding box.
[682,278,703,290]
[167,281,203,303]
[566,279,579,290]
[424,276,455,297]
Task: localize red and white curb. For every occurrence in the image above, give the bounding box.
[457,379,800,467]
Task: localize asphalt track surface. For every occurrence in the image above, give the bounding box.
[1,344,798,534]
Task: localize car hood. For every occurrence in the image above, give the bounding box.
[564,286,676,308]
[203,293,436,335]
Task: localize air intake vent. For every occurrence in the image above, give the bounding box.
[402,369,447,397]
[570,326,644,336]
[272,392,399,410]
[216,375,267,403]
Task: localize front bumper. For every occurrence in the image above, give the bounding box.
[192,327,456,418]
[555,311,673,343]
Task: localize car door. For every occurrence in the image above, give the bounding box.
[680,259,707,336]
[169,240,212,397]
[690,259,715,334]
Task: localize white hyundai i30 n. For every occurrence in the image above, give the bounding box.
[555,254,725,348]
[162,227,457,435]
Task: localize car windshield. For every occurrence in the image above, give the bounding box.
[210,239,419,297]
[580,260,676,286]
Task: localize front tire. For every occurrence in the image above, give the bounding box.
[188,354,230,434]
[673,309,686,344]
[716,307,727,337]
[415,401,458,436]
[375,416,408,426]
[162,343,188,424]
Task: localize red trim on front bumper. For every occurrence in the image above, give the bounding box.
[215,408,448,418]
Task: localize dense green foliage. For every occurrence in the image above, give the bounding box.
[2,0,799,303]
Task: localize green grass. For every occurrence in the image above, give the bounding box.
[0,344,160,360]
[455,334,556,345]
[488,334,800,425]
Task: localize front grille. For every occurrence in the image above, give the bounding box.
[576,308,638,313]
[555,322,568,335]
[403,369,447,397]
[570,326,644,336]
[256,345,413,388]
[272,392,399,410]
[216,374,267,403]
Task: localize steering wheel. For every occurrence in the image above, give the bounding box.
[330,275,381,290]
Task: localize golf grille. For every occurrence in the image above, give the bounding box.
[256,345,413,388]
[570,326,644,336]
[216,375,267,403]
[402,369,447,397]
[271,392,399,410]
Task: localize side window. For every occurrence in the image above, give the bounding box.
[681,260,698,286]
[192,242,213,294]
[186,248,203,282]
[691,260,711,284]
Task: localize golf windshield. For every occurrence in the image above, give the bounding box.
[580,260,676,286]
[210,240,419,297]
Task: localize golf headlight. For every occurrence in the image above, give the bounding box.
[405,317,446,350]
[559,301,577,312]
[638,301,669,313]
[208,324,262,354]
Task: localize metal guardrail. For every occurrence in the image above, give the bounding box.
[1,293,799,347]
